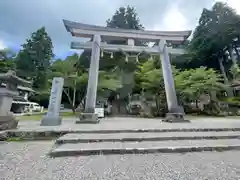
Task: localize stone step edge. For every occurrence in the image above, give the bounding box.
[2,127,240,141]
[7,127,240,134]
[56,135,240,144]
[49,145,240,157]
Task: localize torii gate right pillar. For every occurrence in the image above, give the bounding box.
[159,40,187,122]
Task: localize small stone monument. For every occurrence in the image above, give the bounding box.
[41,77,64,126]
[0,70,31,130]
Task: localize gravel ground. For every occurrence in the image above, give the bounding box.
[1,141,240,180]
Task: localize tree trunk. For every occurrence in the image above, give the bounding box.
[234,46,240,62]
[218,57,229,83]
[76,89,86,112]
[63,88,75,113]
[72,80,76,111]
[228,45,237,65]
[218,57,234,97]
[195,100,199,109]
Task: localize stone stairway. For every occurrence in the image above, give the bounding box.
[49,129,240,157]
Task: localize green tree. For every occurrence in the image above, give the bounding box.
[16,27,54,89]
[50,53,122,113]
[0,48,16,73]
[174,67,226,104]
[78,6,145,72]
[50,54,79,112]
[136,59,227,115]
[230,64,240,80]
[188,2,240,79]
[230,64,240,96]
[135,60,178,116]
[106,6,144,30]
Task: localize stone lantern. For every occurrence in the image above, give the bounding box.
[0,70,31,130]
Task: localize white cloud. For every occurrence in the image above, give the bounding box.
[0,40,6,50]
[153,4,190,31]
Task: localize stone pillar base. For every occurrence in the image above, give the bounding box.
[0,115,18,130]
[76,113,99,124]
[41,116,62,126]
[162,113,190,123]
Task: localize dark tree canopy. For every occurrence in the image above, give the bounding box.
[188,2,240,71]
[106,6,144,30]
[16,27,54,89]
[78,6,145,72]
[0,49,16,73]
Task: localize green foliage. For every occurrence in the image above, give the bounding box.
[135,60,227,116]
[16,27,53,89]
[78,6,145,73]
[222,97,240,106]
[50,54,122,93]
[174,67,226,101]
[0,48,16,73]
[50,53,79,88]
[230,64,240,80]
[107,6,144,30]
[188,2,240,71]
[136,60,178,95]
[73,71,122,95]
[98,71,122,94]
[49,53,122,111]
[135,60,172,116]
[29,90,50,108]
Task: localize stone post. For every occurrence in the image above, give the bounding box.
[77,35,101,123]
[41,77,64,126]
[159,40,187,122]
[0,85,18,130]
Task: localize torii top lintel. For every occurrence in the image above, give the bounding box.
[63,19,191,42]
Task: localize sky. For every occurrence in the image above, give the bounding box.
[0,0,240,58]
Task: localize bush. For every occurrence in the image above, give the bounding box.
[29,91,50,108]
[201,101,222,116]
[139,111,154,118]
[221,97,240,106]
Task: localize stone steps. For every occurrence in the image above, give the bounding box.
[50,131,240,157]
[50,139,240,157]
[56,131,240,144]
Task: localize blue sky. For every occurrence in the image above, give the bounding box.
[0,0,239,59]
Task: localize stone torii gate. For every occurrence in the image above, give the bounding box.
[63,20,191,123]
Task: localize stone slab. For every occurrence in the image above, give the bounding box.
[76,113,99,124]
[41,77,64,126]
[0,131,7,140]
[56,131,240,144]
[0,115,18,130]
[163,113,190,123]
[50,139,240,157]
[40,116,62,126]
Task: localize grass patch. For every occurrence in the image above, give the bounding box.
[185,115,240,120]
[6,137,23,142]
[16,111,78,121]
[6,137,57,142]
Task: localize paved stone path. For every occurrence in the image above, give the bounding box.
[1,141,240,180]
[14,117,240,133]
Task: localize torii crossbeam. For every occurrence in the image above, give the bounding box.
[63,19,192,123]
